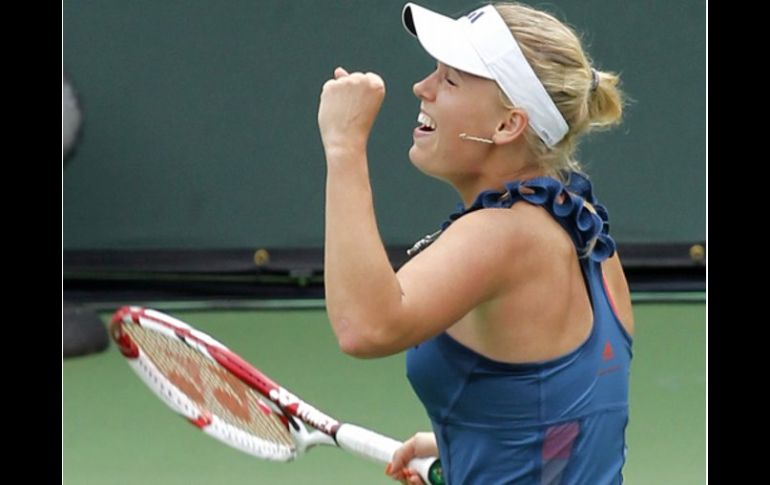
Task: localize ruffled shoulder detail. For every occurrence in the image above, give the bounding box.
[408,172,615,262]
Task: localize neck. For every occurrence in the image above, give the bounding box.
[452,147,547,207]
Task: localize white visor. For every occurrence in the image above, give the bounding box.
[402,3,568,147]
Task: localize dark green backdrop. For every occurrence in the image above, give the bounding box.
[63,0,706,249]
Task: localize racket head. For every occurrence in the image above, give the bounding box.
[110,306,298,461]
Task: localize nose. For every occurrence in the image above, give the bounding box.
[413,72,436,101]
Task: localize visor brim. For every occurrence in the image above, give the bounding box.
[402,3,493,80]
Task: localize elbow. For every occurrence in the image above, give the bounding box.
[330,315,398,358]
[337,336,380,358]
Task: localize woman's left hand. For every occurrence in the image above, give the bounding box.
[385,432,437,484]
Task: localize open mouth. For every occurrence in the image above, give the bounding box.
[417,112,436,133]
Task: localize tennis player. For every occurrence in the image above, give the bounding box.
[318,2,633,483]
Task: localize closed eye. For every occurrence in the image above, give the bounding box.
[445,77,457,87]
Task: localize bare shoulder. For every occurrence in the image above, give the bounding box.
[441,205,559,253]
[397,206,556,308]
[435,204,575,277]
[410,207,536,278]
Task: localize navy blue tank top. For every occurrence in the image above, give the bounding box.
[406,173,632,485]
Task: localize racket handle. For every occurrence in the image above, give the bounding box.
[406,456,444,485]
[335,424,443,484]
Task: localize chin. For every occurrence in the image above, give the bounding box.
[408,147,446,181]
[408,145,431,174]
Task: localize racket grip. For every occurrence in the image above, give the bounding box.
[405,456,444,485]
[335,424,443,484]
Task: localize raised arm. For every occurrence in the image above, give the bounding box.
[319,68,528,358]
[319,67,402,357]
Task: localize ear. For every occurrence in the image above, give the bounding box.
[492,109,528,145]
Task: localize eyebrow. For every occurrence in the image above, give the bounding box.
[439,62,464,81]
[448,66,465,80]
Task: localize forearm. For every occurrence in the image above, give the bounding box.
[324,150,404,356]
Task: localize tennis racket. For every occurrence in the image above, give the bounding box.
[110,306,443,484]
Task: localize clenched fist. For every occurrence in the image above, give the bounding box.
[318,67,386,156]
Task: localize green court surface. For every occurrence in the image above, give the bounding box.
[63,301,705,484]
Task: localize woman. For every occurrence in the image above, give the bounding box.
[318,2,633,484]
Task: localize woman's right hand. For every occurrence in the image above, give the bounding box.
[386,432,438,484]
[318,66,386,158]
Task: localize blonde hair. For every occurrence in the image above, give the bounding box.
[493,2,625,179]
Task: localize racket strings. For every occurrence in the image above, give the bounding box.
[124,324,294,449]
